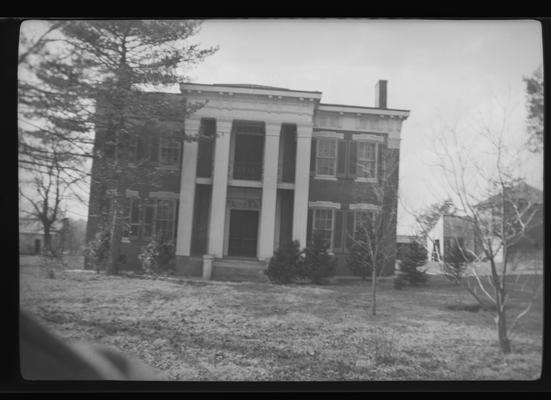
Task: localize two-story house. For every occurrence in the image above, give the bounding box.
[86,80,410,280]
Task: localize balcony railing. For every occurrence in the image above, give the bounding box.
[233,162,262,181]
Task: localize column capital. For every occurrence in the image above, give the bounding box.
[265,122,282,137]
[217,119,233,133]
[185,118,202,140]
[296,124,313,139]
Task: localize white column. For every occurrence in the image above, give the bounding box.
[258,122,281,259]
[176,118,201,257]
[293,124,313,247]
[207,119,233,258]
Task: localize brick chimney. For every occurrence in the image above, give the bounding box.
[374,80,387,108]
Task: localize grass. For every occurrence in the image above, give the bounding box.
[19,257,543,381]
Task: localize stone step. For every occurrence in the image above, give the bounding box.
[211,258,269,282]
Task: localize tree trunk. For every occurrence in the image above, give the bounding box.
[107,195,123,275]
[43,226,52,256]
[371,261,377,316]
[497,307,512,353]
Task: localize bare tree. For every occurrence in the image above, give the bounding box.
[431,113,543,353]
[19,147,84,256]
[346,146,400,316]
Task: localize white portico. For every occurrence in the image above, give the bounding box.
[176,83,322,265]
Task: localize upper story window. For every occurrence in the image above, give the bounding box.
[316,138,337,177]
[159,132,181,166]
[356,141,377,179]
[313,208,334,247]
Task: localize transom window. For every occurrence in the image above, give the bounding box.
[316,139,337,177]
[313,208,334,247]
[356,141,377,179]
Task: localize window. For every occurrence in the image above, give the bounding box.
[142,200,155,239]
[155,199,176,242]
[313,208,334,247]
[159,132,180,166]
[354,210,375,239]
[129,198,141,238]
[316,139,337,177]
[356,141,377,179]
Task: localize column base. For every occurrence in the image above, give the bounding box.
[174,255,203,277]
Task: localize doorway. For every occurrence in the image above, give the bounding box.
[228,209,259,257]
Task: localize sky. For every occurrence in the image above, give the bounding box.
[183,19,543,234]
[20,19,544,234]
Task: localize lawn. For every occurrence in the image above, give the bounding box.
[19,258,543,381]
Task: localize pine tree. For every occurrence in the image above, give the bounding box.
[397,240,428,286]
[303,231,337,285]
[266,240,303,284]
[19,21,217,274]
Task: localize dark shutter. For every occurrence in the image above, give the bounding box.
[306,209,313,246]
[337,140,346,178]
[310,138,316,177]
[150,133,159,163]
[377,143,385,183]
[345,211,355,250]
[136,137,144,162]
[349,141,357,177]
[334,210,344,250]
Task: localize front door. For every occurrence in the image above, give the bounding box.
[228,210,259,257]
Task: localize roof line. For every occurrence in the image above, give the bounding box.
[319,102,410,113]
[181,82,323,95]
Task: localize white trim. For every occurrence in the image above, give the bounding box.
[354,177,378,183]
[352,133,385,142]
[314,176,338,181]
[125,190,140,198]
[349,203,380,211]
[229,179,263,188]
[318,104,410,118]
[313,131,344,140]
[308,201,341,209]
[277,182,295,190]
[181,83,323,100]
[149,191,179,200]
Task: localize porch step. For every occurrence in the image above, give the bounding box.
[211,258,269,282]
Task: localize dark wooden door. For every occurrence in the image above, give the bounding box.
[228,210,259,257]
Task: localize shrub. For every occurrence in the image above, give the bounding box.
[443,244,476,283]
[83,228,110,272]
[346,226,372,280]
[303,231,337,285]
[265,240,303,284]
[138,238,175,276]
[397,240,428,286]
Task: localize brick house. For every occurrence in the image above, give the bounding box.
[86,80,410,280]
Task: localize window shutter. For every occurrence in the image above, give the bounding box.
[136,137,144,162]
[345,211,355,250]
[306,208,313,246]
[150,134,159,163]
[310,139,316,177]
[377,143,385,182]
[334,210,344,250]
[348,141,357,177]
[337,140,346,178]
